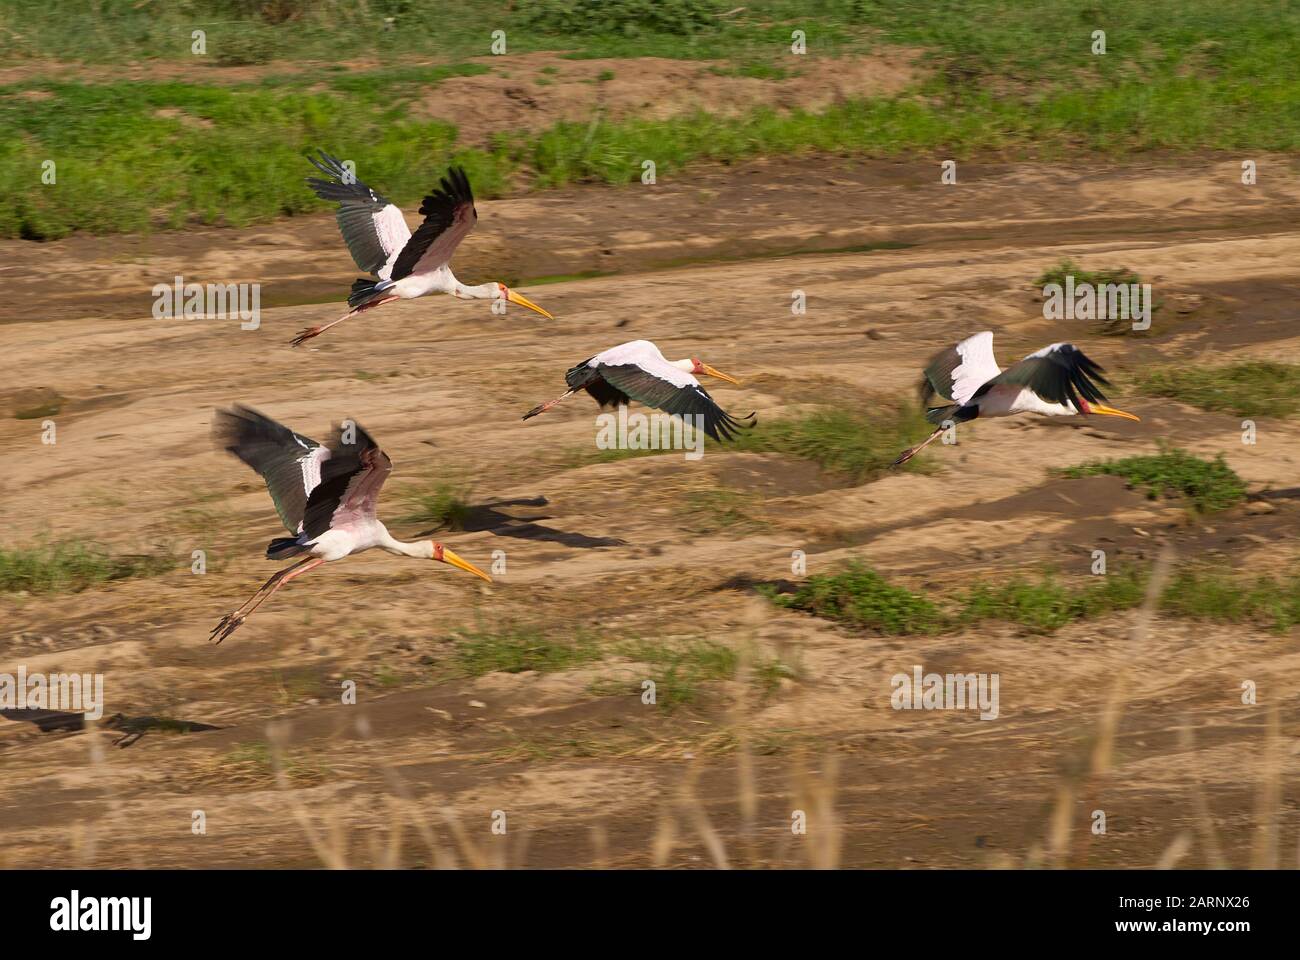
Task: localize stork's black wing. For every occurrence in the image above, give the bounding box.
[305,150,411,277]
[919,344,962,407]
[213,405,321,535]
[301,421,391,539]
[389,166,477,281]
[977,343,1111,412]
[566,359,631,408]
[595,364,756,442]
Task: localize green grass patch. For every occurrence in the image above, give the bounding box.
[1162,568,1300,633]
[449,624,603,677]
[0,540,173,594]
[555,404,928,480]
[522,0,723,37]
[1036,259,1143,291]
[0,0,877,66]
[707,62,793,81]
[436,619,790,709]
[767,559,1300,635]
[732,406,930,484]
[764,562,945,635]
[1059,447,1247,513]
[399,482,473,530]
[1036,259,1156,334]
[1136,362,1300,419]
[958,567,1148,633]
[617,637,739,709]
[0,69,512,239]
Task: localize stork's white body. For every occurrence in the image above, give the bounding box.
[894,332,1138,466]
[286,442,415,561]
[390,265,497,302]
[523,338,753,442]
[947,333,1078,418]
[587,339,701,387]
[306,521,434,562]
[977,383,1077,418]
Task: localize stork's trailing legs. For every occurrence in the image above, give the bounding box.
[521,388,577,421]
[893,426,947,467]
[210,557,325,645]
[290,296,400,348]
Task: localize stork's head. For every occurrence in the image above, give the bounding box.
[430,542,493,582]
[1077,397,1140,421]
[495,282,554,320]
[681,357,742,385]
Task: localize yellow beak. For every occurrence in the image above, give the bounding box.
[438,547,493,582]
[506,288,554,320]
[700,363,741,386]
[1089,403,1141,422]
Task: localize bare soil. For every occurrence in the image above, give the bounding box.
[409,51,922,144]
[1,155,1298,869]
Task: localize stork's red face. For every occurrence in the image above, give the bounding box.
[1078,398,1141,421]
[690,358,742,385]
[432,542,492,582]
[497,283,554,320]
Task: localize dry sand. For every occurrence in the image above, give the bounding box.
[1,154,1298,868]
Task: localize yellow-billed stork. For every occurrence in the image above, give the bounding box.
[522,339,755,441]
[292,151,553,346]
[208,404,490,644]
[894,331,1140,465]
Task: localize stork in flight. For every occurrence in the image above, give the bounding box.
[522,339,755,441]
[893,332,1140,466]
[292,151,553,346]
[208,404,491,644]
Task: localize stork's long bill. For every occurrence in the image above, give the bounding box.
[700,363,741,385]
[505,287,554,320]
[1083,400,1140,421]
[436,545,493,582]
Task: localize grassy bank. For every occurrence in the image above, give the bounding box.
[0,540,173,594]
[767,560,1300,635]
[0,0,1296,239]
[1058,447,1247,513]
[1136,362,1300,419]
[732,406,930,483]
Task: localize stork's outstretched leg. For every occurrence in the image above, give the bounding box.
[210,557,325,645]
[522,388,577,421]
[893,426,946,467]
[290,295,400,347]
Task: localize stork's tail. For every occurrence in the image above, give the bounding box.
[266,537,308,560]
[348,277,396,309]
[924,403,962,425]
